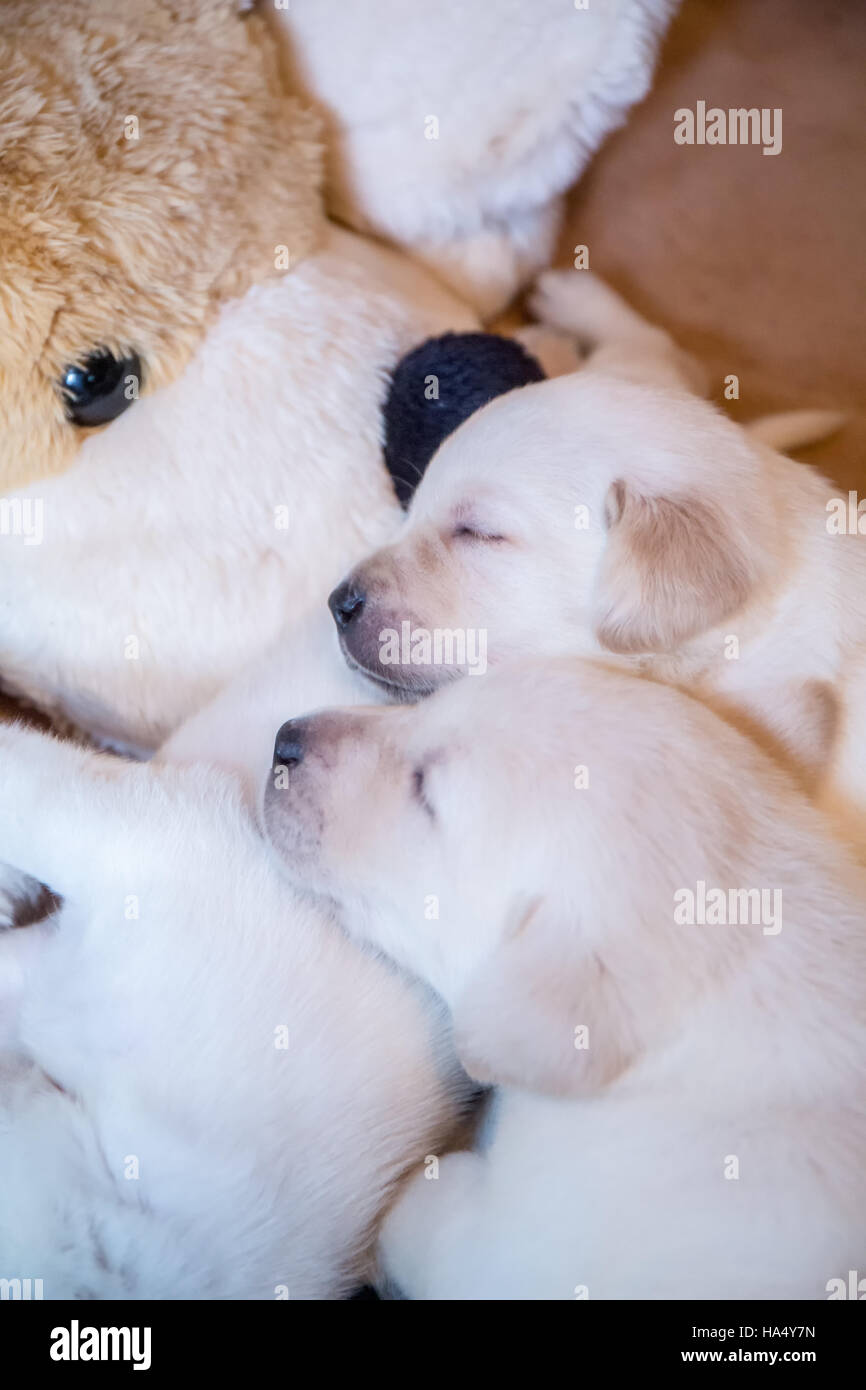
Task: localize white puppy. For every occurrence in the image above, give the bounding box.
[263,658,866,1299]
[0,633,467,1299]
[273,0,677,316]
[330,271,866,840]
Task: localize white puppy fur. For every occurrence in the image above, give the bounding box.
[262,659,866,1299]
[0,627,467,1299]
[272,0,677,316]
[158,609,386,800]
[0,225,474,754]
[333,271,866,842]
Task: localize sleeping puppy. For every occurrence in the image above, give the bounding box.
[0,314,547,923]
[262,658,866,1299]
[0,633,467,1299]
[329,271,866,840]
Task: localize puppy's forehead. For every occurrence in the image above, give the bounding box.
[409,380,550,510]
[409,371,667,523]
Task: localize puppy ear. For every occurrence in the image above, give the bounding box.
[451,898,640,1096]
[594,479,764,655]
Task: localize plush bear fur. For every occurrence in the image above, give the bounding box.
[0,0,323,490]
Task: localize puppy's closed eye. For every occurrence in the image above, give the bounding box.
[411,765,436,820]
[452,522,508,544]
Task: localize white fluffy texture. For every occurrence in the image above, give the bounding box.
[0,682,467,1298]
[746,409,846,452]
[273,0,676,315]
[0,226,475,753]
[262,660,866,1299]
[0,178,483,1301]
[338,271,866,842]
[159,607,388,803]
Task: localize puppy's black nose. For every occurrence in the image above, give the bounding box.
[274,719,306,768]
[328,579,366,631]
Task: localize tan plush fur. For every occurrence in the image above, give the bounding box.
[0,0,323,489]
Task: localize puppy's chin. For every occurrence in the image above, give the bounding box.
[339,640,459,700]
[261,775,325,888]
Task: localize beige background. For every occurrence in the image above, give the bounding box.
[552,0,865,490]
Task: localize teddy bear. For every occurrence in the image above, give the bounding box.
[0,0,483,750]
[0,0,673,752]
[0,0,322,493]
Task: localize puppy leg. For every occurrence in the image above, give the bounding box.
[529,267,667,347]
[379,1151,486,1300]
[0,724,146,903]
[528,269,707,394]
[0,919,55,1046]
[0,729,139,1033]
[510,325,582,378]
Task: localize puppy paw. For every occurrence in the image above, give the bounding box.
[511,325,582,378]
[378,1151,483,1298]
[528,269,643,350]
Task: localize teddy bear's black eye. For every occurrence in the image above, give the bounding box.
[60,349,142,427]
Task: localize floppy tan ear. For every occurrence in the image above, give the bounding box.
[451,899,641,1097]
[594,479,764,655]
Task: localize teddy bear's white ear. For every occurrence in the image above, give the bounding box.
[451,898,640,1096]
